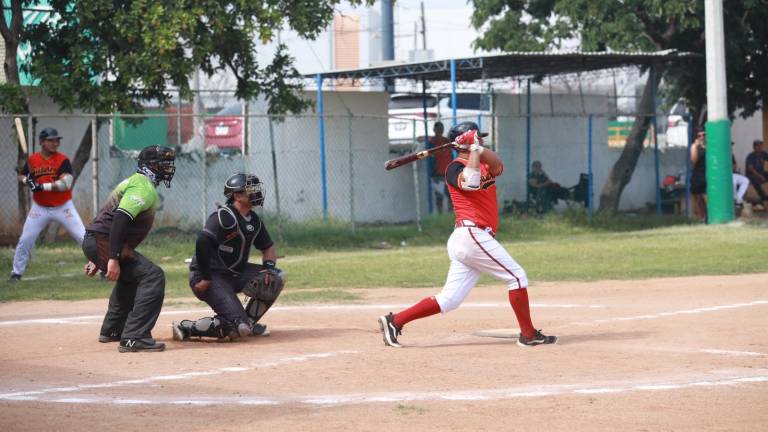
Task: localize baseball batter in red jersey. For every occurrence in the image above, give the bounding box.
[379,121,557,348]
[9,127,85,281]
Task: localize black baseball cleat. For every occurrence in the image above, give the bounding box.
[98,330,121,343]
[378,313,402,348]
[8,273,21,282]
[118,338,166,353]
[517,329,557,347]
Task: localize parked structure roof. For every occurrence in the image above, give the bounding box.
[306,49,699,83]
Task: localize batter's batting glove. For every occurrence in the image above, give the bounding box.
[453,130,483,150]
[25,176,42,192]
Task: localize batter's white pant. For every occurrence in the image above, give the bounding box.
[733,173,749,204]
[435,227,528,313]
[12,200,86,276]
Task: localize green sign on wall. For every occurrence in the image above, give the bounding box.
[112,111,169,151]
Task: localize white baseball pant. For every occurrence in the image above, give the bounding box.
[733,173,749,204]
[12,200,86,276]
[435,226,528,313]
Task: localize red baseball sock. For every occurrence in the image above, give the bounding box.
[508,288,535,339]
[394,296,441,329]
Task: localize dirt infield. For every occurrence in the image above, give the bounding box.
[1,274,766,431]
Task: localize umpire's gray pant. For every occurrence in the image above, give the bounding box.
[82,233,165,341]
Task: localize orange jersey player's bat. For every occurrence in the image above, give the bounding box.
[384,142,454,171]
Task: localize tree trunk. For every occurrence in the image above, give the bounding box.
[71,121,95,183]
[598,68,664,214]
[3,0,30,232]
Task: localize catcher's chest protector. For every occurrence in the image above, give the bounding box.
[205,206,266,272]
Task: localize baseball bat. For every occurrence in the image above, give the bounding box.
[14,117,28,154]
[384,142,454,171]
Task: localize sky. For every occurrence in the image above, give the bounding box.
[256,0,487,76]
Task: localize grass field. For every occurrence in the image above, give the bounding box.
[0,213,766,302]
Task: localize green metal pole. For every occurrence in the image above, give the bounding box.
[704,0,733,224]
[705,119,733,223]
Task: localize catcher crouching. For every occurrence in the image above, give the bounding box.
[173,173,285,341]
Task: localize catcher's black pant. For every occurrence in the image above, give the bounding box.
[189,263,262,328]
[82,233,165,341]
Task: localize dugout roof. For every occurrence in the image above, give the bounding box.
[305,49,699,82]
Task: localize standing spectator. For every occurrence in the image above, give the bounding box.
[745,139,768,209]
[9,127,85,281]
[427,122,452,213]
[82,145,176,353]
[732,143,749,210]
[690,132,707,222]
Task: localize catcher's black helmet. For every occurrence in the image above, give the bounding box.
[447,121,488,143]
[224,173,264,206]
[138,145,176,187]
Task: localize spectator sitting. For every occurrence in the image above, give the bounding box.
[427,122,452,213]
[527,161,569,213]
[731,142,749,210]
[745,139,768,210]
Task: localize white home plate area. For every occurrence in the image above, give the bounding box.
[0,274,766,431]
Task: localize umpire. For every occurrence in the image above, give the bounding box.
[172,173,284,341]
[83,145,176,353]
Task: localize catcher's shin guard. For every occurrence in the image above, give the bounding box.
[177,317,231,339]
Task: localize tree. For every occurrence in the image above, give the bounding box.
[470,0,768,214]
[1,0,369,231]
[1,0,32,223]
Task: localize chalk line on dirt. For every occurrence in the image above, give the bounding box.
[0,350,358,401]
[1,370,766,407]
[0,302,605,327]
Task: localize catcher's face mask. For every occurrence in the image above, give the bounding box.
[243,175,264,207]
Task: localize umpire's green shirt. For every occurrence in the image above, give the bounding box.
[87,172,159,249]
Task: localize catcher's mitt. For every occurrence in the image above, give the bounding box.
[243,269,284,302]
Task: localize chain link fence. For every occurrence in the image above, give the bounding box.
[1,94,693,240]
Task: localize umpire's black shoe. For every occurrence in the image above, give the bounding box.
[378,313,402,348]
[8,273,21,282]
[98,330,121,343]
[118,338,166,353]
[517,329,557,347]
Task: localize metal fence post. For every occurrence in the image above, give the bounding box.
[316,73,328,220]
[526,79,532,182]
[685,114,693,218]
[422,79,433,214]
[242,101,249,156]
[651,66,661,216]
[588,114,594,216]
[268,115,283,243]
[412,118,422,232]
[348,115,356,233]
[91,118,99,217]
[201,112,208,226]
[177,89,182,148]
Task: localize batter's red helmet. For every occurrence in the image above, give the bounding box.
[448,121,488,142]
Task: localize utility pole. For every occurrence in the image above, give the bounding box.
[381,0,395,93]
[704,0,734,223]
[420,1,427,50]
